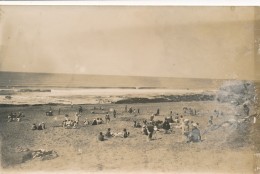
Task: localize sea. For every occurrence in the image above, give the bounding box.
[0,71,256,105]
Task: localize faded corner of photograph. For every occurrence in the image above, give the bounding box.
[0,5,259,174]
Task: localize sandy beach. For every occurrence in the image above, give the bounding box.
[0,99,256,173]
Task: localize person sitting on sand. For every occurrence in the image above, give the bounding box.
[41,122,46,129]
[37,123,43,130]
[65,114,69,121]
[133,121,137,128]
[105,128,113,138]
[92,119,97,125]
[7,114,12,122]
[208,116,213,126]
[31,124,37,130]
[162,118,171,134]
[97,118,103,125]
[168,116,174,123]
[123,128,130,138]
[150,114,155,122]
[136,122,141,128]
[84,118,89,125]
[72,121,77,129]
[142,125,148,135]
[98,132,105,141]
[180,115,184,124]
[174,116,179,123]
[187,123,201,143]
[155,108,160,116]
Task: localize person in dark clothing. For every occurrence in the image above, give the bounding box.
[146,123,154,141]
[155,108,160,116]
[243,104,250,116]
[129,107,133,114]
[125,105,128,112]
[162,118,171,134]
[37,124,43,130]
[98,132,104,141]
[105,128,113,138]
[123,128,130,138]
[113,110,117,118]
[92,119,97,125]
[79,106,83,114]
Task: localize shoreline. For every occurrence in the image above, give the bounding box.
[0,92,216,106]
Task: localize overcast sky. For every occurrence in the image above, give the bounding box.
[0,6,256,79]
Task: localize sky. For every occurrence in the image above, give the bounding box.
[0,6,256,80]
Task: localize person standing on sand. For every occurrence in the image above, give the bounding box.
[182,119,190,141]
[75,112,81,124]
[65,114,69,121]
[79,106,83,114]
[162,118,170,134]
[105,113,110,123]
[146,123,154,141]
[113,109,117,118]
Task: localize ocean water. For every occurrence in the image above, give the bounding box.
[0,71,224,89]
[2,71,256,105]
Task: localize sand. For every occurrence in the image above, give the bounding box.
[0,101,256,173]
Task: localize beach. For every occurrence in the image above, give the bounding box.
[0,100,255,173]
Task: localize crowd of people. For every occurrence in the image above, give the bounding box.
[7,112,24,122]
[8,104,241,144]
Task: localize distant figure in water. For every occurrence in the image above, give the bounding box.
[58,108,61,115]
[98,132,105,141]
[125,105,128,112]
[137,108,140,114]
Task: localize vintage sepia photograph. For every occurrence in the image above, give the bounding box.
[0,4,260,173]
